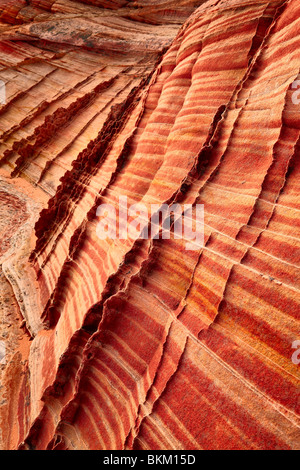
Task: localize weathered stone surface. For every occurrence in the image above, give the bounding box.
[0,0,299,450]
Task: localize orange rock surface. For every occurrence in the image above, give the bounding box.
[0,0,299,450]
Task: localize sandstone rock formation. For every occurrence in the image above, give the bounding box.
[0,0,299,450]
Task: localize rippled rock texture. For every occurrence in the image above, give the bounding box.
[0,0,299,450]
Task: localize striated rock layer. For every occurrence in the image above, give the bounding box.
[0,0,299,450]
